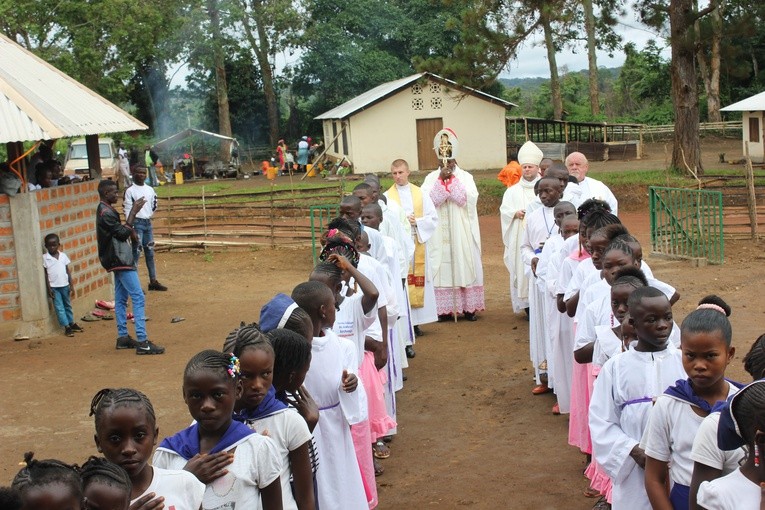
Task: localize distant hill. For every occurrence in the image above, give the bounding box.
[500,66,622,90]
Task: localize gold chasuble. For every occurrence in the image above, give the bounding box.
[387,183,426,308]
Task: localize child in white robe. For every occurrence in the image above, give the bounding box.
[520,177,562,393]
[292,280,369,510]
[589,287,685,510]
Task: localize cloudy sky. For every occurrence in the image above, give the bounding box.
[501,15,670,79]
[170,13,671,87]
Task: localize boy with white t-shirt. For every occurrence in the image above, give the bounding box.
[123,166,167,291]
[42,233,83,337]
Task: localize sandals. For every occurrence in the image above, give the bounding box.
[373,440,390,459]
[373,458,384,476]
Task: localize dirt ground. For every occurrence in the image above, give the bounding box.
[2,136,764,509]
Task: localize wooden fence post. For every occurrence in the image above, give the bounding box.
[270,182,275,248]
[202,186,208,240]
[166,198,174,239]
[744,141,759,239]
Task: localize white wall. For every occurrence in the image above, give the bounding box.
[743,111,764,163]
[322,78,508,174]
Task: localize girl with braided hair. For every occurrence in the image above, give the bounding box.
[223,323,316,510]
[11,451,82,510]
[643,295,739,509]
[153,350,283,510]
[80,456,131,510]
[90,388,204,509]
[696,378,765,508]
[689,330,765,509]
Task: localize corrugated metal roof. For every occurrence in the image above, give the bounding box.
[315,72,516,120]
[0,34,147,144]
[721,91,765,112]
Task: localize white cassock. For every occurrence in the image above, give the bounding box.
[421,166,485,315]
[579,176,618,215]
[520,204,557,384]
[304,330,369,510]
[379,198,416,357]
[589,345,685,510]
[535,232,575,412]
[385,184,438,326]
[500,177,539,312]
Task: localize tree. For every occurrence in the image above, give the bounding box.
[236,0,302,146]
[205,0,233,160]
[695,1,723,122]
[640,0,720,175]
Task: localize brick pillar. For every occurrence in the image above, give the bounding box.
[9,192,53,337]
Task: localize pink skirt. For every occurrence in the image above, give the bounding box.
[350,420,378,509]
[360,351,396,440]
[568,359,592,454]
[585,460,613,502]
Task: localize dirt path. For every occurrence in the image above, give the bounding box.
[2,205,764,508]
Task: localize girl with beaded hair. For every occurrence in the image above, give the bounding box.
[223,323,316,510]
[152,349,283,510]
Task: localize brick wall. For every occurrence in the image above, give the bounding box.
[0,195,19,322]
[36,181,110,300]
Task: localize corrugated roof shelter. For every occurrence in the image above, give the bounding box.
[315,72,515,173]
[0,33,147,143]
[722,91,765,163]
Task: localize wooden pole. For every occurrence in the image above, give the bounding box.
[524,118,529,141]
[202,186,208,240]
[270,182,276,248]
[166,198,174,239]
[301,121,348,181]
[744,141,758,239]
[638,125,644,160]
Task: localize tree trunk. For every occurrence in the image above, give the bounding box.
[542,15,563,120]
[241,0,280,146]
[670,0,703,175]
[206,0,233,161]
[582,0,600,116]
[706,5,722,123]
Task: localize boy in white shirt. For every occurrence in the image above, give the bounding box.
[42,233,83,337]
[123,166,167,291]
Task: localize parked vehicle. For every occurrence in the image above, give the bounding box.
[64,138,119,181]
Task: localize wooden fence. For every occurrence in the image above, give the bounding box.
[625,121,742,141]
[701,175,764,239]
[152,182,345,249]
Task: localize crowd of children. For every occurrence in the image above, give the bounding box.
[515,176,765,509]
[7,174,414,510]
[11,151,765,509]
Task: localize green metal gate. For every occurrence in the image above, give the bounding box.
[649,187,724,264]
[310,205,339,264]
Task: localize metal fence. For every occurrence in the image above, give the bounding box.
[649,187,724,264]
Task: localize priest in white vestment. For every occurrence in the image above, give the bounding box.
[565,152,618,214]
[385,159,438,346]
[421,158,485,320]
[500,140,543,313]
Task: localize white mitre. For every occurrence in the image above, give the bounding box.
[518,141,544,166]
